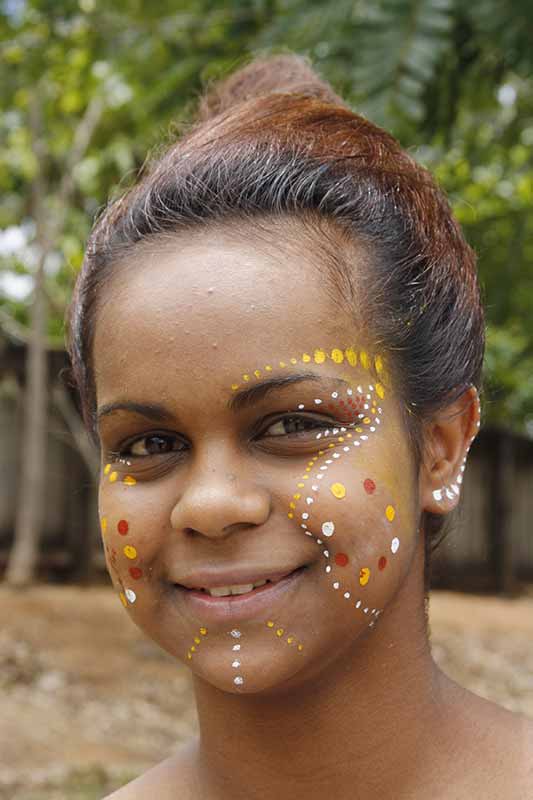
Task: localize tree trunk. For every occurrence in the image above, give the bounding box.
[5,95,49,587]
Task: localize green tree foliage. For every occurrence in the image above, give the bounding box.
[1,0,532,433]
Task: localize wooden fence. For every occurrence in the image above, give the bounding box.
[1,338,532,592]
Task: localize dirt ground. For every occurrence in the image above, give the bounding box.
[1,586,532,800]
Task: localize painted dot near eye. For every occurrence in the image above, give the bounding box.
[376,383,385,399]
[330,483,346,499]
[302,353,311,363]
[391,537,400,554]
[345,347,357,366]
[360,351,369,370]
[335,552,349,567]
[123,475,137,486]
[314,349,326,364]
[359,567,371,586]
[109,471,118,483]
[378,556,387,570]
[200,627,207,635]
[117,519,129,535]
[331,348,344,364]
[288,513,294,519]
[265,365,272,372]
[321,521,335,537]
[129,566,143,580]
[364,479,376,495]
[297,644,304,652]
[386,505,396,522]
[231,383,239,391]
[290,358,298,365]
[123,545,137,559]
[267,621,274,628]
[104,464,111,475]
[276,628,284,637]
[254,370,261,378]
[125,589,136,603]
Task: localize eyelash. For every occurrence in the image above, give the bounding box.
[108,414,335,462]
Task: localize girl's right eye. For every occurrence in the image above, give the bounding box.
[124,434,187,458]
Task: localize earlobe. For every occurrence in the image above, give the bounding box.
[419,386,481,515]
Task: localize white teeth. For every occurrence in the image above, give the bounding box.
[205,580,267,597]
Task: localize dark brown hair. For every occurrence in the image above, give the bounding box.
[68,54,485,579]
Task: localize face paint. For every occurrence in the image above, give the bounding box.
[432,392,481,506]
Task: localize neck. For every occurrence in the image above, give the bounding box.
[191,547,448,800]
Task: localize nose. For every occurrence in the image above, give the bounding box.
[170,466,271,540]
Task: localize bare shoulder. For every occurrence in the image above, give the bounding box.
[103,741,198,800]
[441,680,533,799]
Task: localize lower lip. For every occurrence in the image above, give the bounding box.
[174,568,306,622]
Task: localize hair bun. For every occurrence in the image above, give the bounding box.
[197,53,347,121]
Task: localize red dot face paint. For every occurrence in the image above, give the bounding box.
[378,556,387,570]
[117,519,129,535]
[129,566,143,580]
[363,479,376,495]
[334,552,349,567]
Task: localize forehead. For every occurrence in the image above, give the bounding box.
[93,224,365,405]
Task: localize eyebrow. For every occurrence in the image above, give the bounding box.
[96,401,173,424]
[228,373,330,412]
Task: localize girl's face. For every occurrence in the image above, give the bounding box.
[94,224,420,694]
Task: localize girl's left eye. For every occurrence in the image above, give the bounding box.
[262,416,328,437]
[126,434,186,457]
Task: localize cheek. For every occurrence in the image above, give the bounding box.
[97,477,168,609]
[283,403,415,620]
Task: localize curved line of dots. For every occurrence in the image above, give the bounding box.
[266,620,305,651]
[230,347,386,395]
[103,463,137,486]
[287,384,396,623]
[186,626,208,660]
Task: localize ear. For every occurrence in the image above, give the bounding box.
[419,386,480,514]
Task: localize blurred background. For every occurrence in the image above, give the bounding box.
[1,0,532,797]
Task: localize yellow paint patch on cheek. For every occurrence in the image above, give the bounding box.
[330,482,347,499]
[123,545,137,559]
[359,567,371,586]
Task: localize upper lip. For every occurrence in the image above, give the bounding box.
[175,566,304,590]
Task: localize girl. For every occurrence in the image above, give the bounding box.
[68,55,532,799]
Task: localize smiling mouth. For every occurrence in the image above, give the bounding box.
[175,566,306,599]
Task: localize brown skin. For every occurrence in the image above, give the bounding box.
[95,224,533,800]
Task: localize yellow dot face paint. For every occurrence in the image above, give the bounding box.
[100,517,107,535]
[123,545,137,559]
[330,482,347,499]
[331,348,344,364]
[109,471,118,483]
[104,464,111,475]
[386,505,396,522]
[376,382,385,399]
[360,351,369,369]
[302,353,311,362]
[345,347,357,366]
[314,349,326,364]
[123,475,137,486]
[119,592,127,608]
[359,567,370,586]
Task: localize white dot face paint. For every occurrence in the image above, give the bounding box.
[322,521,335,537]
[391,537,400,554]
[125,589,136,603]
[230,629,241,638]
[234,676,244,685]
